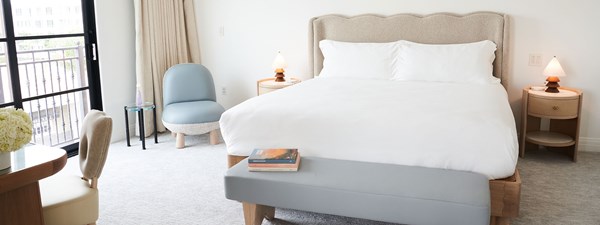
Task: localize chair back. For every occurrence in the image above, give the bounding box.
[79,110,113,183]
[163,63,217,107]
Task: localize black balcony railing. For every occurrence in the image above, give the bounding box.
[0,43,89,147]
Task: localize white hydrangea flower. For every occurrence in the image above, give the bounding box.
[0,108,33,152]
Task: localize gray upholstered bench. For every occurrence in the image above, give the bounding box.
[225,157,490,225]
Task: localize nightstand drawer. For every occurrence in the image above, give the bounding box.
[528,96,578,119]
[258,87,278,95]
[257,77,301,95]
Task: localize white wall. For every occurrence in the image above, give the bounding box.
[195,0,600,151]
[95,0,136,142]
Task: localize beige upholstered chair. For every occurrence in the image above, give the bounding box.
[40,110,113,225]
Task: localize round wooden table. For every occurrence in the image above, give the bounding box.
[0,145,67,225]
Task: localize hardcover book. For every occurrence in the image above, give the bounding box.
[248,148,298,164]
[248,155,301,172]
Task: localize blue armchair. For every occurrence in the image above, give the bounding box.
[162,64,225,148]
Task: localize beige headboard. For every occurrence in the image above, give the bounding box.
[309,12,510,86]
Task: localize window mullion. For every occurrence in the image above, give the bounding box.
[2,0,22,109]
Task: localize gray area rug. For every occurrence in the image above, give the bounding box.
[57,133,600,225]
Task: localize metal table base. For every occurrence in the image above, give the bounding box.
[124,103,158,150]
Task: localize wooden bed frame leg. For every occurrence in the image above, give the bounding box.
[490,216,511,225]
[228,155,248,168]
[209,129,220,145]
[242,202,275,225]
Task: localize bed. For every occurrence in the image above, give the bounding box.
[222,12,521,225]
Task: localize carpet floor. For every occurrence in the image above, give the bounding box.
[57,133,600,225]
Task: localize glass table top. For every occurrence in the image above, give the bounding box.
[0,144,66,176]
[125,102,156,111]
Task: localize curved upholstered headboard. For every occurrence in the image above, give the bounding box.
[309,12,510,86]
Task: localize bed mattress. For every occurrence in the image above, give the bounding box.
[220,77,518,179]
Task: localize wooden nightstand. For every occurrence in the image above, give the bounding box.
[257,77,301,95]
[520,86,583,161]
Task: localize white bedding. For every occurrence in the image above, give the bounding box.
[220,77,518,179]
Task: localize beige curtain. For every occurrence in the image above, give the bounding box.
[134,0,201,136]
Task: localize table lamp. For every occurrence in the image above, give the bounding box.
[543,56,566,93]
[272,51,288,82]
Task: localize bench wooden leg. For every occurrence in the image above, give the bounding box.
[242,202,275,225]
[490,216,511,225]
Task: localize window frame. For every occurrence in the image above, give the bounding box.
[0,0,102,157]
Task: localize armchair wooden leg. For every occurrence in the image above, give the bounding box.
[176,133,185,149]
[209,129,220,145]
[242,202,275,225]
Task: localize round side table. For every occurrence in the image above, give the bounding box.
[124,102,158,150]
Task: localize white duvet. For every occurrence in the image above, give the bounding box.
[220,77,518,179]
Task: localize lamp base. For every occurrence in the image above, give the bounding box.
[274,69,285,82]
[545,76,560,93]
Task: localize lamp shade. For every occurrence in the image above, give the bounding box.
[272,51,288,69]
[543,56,566,77]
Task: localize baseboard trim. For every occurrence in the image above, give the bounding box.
[579,137,600,153]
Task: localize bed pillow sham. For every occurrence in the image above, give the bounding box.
[391,40,499,84]
[318,40,398,80]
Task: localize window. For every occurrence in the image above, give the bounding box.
[0,0,102,156]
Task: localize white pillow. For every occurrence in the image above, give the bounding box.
[391,40,499,84]
[318,40,398,79]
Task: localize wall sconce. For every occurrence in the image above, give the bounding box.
[272,51,288,82]
[543,56,566,93]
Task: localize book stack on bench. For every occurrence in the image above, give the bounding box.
[248,148,300,172]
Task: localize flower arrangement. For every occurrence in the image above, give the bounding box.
[0,108,33,153]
